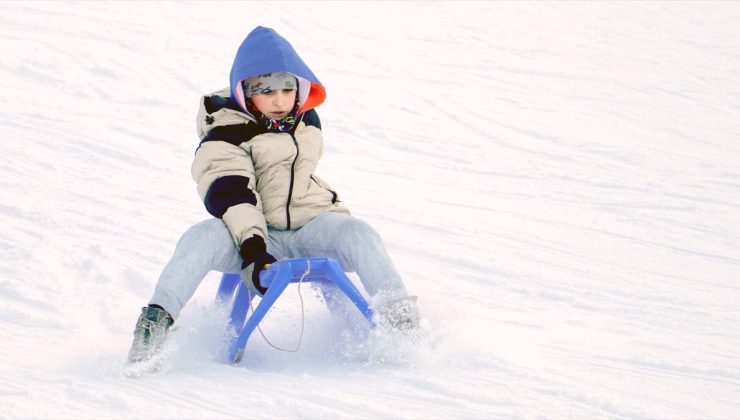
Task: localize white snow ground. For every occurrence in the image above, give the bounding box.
[1,1,739,418]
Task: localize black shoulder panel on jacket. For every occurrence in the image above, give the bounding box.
[204,175,258,218]
[203,95,243,114]
[200,124,266,147]
[302,109,321,130]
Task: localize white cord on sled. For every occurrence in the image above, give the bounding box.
[248,260,309,352]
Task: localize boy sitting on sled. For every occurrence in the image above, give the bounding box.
[128,26,420,363]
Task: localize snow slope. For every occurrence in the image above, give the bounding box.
[2,1,739,418]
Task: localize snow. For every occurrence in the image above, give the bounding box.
[2,1,740,418]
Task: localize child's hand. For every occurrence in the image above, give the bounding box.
[239,234,277,294]
[250,251,276,295]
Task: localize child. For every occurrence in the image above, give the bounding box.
[128,26,420,363]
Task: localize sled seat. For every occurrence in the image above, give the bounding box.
[215,257,375,364]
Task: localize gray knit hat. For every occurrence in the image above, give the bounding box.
[242,72,297,98]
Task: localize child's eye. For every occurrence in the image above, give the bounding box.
[281,88,296,93]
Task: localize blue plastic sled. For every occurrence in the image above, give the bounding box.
[215,257,375,364]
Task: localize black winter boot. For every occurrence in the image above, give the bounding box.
[376,296,420,331]
[127,306,174,363]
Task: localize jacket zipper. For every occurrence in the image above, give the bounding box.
[286,134,299,230]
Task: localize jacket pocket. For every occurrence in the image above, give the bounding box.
[310,174,338,204]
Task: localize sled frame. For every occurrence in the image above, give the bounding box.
[215,257,375,364]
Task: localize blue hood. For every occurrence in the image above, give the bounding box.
[229,27,326,116]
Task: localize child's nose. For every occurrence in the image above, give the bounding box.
[274,92,287,106]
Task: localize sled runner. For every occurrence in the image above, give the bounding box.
[215,257,375,364]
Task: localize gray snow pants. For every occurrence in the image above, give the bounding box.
[149,211,408,319]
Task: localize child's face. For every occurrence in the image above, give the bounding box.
[251,89,297,120]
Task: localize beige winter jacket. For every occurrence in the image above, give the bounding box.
[191,88,349,246]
